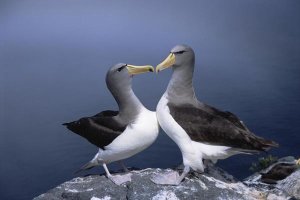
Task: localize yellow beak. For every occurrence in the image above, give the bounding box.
[126,64,154,75]
[156,53,175,73]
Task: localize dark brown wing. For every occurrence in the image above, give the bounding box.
[63,110,126,149]
[202,104,249,131]
[168,103,278,151]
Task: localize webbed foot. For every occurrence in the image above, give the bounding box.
[108,173,132,185]
[150,171,181,185]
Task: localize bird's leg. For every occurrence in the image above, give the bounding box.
[103,163,132,185]
[151,166,190,185]
[119,160,130,173]
[176,166,190,184]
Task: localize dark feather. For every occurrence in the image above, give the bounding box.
[74,161,97,174]
[168,103,278,151]
[260,163,298,184]
[63,110,127,149]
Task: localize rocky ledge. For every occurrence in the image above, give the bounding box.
[35,161,299,200]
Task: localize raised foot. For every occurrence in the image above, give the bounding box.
[108,173,132,185]
[150,171,180,185]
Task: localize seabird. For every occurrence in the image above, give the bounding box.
[151,44,279,185]
[260,157,300,184]
[64,63,159,185]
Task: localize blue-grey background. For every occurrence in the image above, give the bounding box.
[1,0,300,199]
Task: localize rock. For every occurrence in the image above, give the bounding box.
[254,156,298,184]
[34,164,297,200]
[245,156,300,200]
[34,175,128,200]
[244,156,298,184]
[277,170,300,199]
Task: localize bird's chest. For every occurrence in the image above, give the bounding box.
[131,112,158,141]
[115,111,157,150]
[157,96,193,151]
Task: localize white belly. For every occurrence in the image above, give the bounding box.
[98,108,159,164]
[156,94,204,172]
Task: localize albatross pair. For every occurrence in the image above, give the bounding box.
[64,45,278,186]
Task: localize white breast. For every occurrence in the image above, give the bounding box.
[157,95,238,166]
[156,94,204,172]
[99,108,159,163]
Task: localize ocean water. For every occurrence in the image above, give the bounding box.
[1,1,300,199]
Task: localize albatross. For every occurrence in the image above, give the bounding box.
[151,44,278,185]
[64,63,159,185]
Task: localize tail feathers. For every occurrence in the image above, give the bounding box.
[74,160,98,174]
[261,139,279,151]
[62,120,82,133]
[62,121,76,127]
[232,138,279,154]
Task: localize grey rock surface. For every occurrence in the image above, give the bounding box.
[244,156,300,200]
[276,170,300,199]
[34,164,298,200]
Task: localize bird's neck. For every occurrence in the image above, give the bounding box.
[114,88,143,119]
[166,64,196,104]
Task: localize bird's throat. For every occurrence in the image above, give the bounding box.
[166,65,196,104]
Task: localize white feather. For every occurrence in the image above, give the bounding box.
[157,94,239,171]
[96,107,159,164]
[157,94,204,172]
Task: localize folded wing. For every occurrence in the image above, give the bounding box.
[168,103,278,152]
[63,110,127,149]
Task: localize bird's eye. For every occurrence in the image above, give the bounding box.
[175,51,185,54]
[117,65,127,72]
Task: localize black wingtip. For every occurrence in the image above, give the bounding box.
[62,123,69,126]
[266,140,279,148]
[73,162,95,175]
[74,168,84,175]
[261,140,279,152]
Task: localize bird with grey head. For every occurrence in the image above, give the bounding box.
[151,44,278,185]
[63,63,159,185]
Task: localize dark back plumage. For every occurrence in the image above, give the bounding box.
[63,110,127,149]
[63,63,146,150]
[168,102,278,152]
